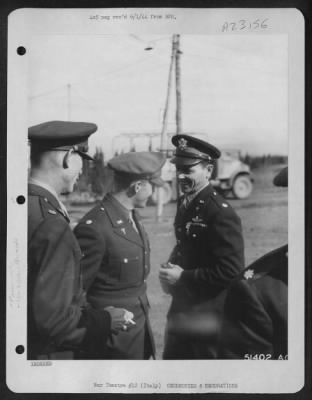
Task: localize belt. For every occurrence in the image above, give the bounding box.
[90,293,149,309]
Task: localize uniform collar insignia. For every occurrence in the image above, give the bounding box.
[116,219,123,224]
[178,138,188,150]
[244,269,254,280]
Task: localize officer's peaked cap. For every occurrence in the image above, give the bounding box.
[28,120,97,160]
[108,151,166,187]
[273,166,288,187]
[171,134,221,166]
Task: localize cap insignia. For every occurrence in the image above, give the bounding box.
[178,138,188,150]
[244,269,254,280]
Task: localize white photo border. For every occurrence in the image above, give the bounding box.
[6,7,304,393]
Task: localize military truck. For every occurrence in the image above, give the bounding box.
[151,149,253,204]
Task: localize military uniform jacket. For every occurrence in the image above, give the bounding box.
[169,184,245,313]
[28,184,111,359]
[74,194,155,359]
[220,245,288,360]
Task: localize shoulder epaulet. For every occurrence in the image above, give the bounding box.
[239,245,288,282]
[200,189,231,214]
[77,202,106,227]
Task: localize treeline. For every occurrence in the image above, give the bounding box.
[75,147,113,197]
[74,148,287,198]
[239,154,288,169]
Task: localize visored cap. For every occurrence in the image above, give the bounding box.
[28,120,97,160]
[171,134,221,166]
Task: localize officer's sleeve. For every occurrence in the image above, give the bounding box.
[219,280,273,358]
[30,218,88,345]
[31,217,111,352]
[180,207,244,291]
[74,222,106,290]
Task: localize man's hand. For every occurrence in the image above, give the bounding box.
[159,262,183,286]
[104,306,135,333]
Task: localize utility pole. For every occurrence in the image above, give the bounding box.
[175,34,182,135]
[67,83,71,120]
[156,34,178,222]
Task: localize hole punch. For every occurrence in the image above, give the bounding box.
[16,195,25,204]
[15,345,25,354]
[17,46,26,55]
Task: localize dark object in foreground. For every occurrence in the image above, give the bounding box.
[220,245,288,359]
[220,166,288,359]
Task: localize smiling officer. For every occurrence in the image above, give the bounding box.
[28,121,128,360]
[159,134,245,359]
[74,151,166,359]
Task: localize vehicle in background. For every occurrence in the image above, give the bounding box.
[150,149,254,204]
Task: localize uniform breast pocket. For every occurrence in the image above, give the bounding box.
[187,222,208,239]
[118,256,143,285]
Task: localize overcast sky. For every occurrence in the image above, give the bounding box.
[28,34,288,158]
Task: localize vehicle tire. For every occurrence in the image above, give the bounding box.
[150,182,172,205]
[232,175,253,199]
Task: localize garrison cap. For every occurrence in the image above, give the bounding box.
[170,134,221,166]
[28,120,97,160]
[273,167,288,187]
[108,151,166,187]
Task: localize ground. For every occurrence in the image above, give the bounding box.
[68,165,288,359]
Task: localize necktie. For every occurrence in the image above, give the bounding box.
[128,211,138,233]
[179,195,190,213]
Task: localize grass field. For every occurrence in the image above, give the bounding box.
[68,165,288,359]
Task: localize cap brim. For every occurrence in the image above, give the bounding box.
[76,150,94,161]
[150,176,165,187]
[170,156,202,166]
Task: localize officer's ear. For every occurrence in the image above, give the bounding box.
[207,164,214,174]
[134,181,142,193]
[62,149,74,169]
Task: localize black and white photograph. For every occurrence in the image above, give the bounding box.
[6,8,304,393]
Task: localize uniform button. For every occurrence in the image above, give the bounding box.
[195,206,200,210]
[222,203,228,208]
[177,228,182,232]
[192,234,197,238]
[100,207,105,211]
[177,252,181,256]
[124,258,128,263]
[44,198,48,202]
[213,192,217,195]
[144,279,147,283]
[86,219,93,224]
[177,240,181,244]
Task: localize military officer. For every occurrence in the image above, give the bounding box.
[74,151,166,359]
[220,167,288,359]
[159,134,245,359]
[28,120,129,360]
